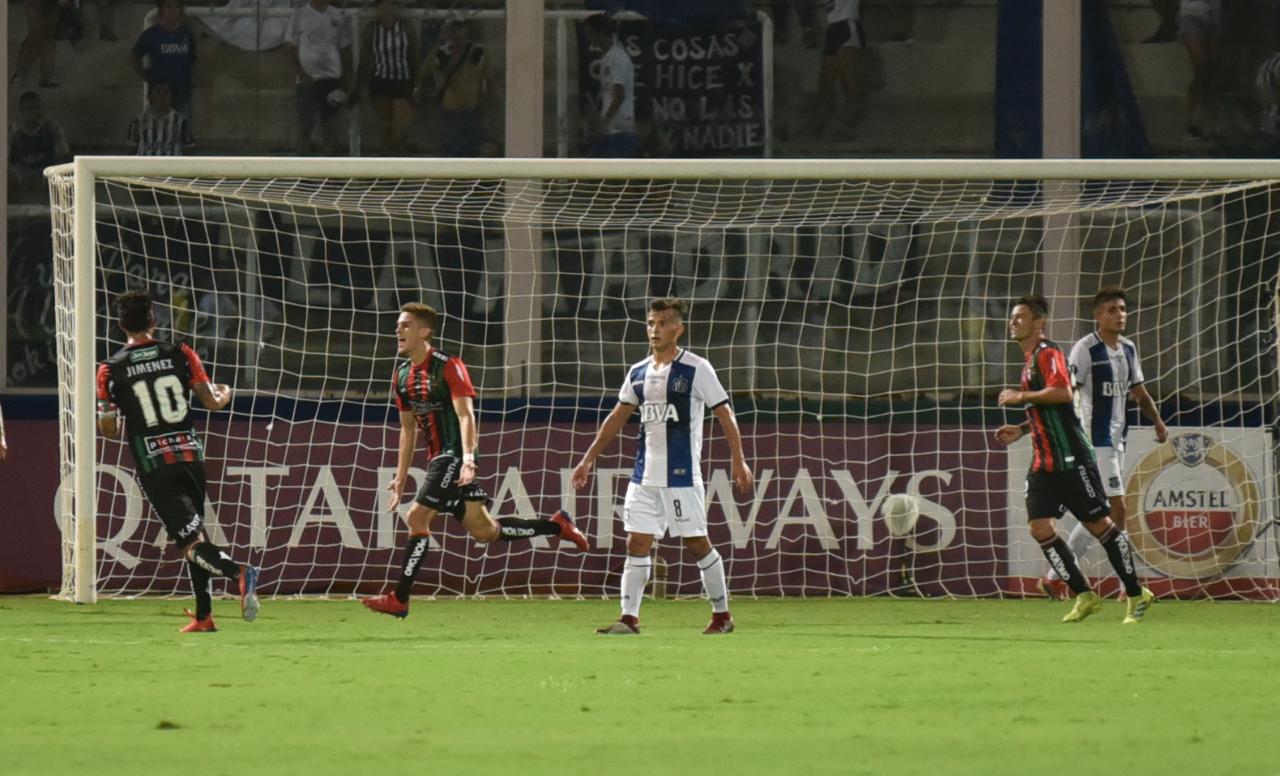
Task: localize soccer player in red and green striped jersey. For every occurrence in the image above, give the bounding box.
[362,303,589,618]
[97,289,259,632]
[994,295,1154,624]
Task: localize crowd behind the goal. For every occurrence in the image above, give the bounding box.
[11,0,1280,203]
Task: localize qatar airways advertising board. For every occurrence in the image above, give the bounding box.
[38,422,1010,597]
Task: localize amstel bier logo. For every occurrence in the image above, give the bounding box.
[1124,433,1261,579]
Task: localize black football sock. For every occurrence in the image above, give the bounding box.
[497,517,561,541]
[394,534,431,604]
[1099,525,1143,598]
[187,560,213,621]
[191,542,241,579]
[1039,535,1091,595]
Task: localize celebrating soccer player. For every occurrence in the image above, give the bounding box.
[993,294,1155,624]
[362,303,589,618]
[96,290,259,633]
[573,298,753,635]
[1038,286,1168,600]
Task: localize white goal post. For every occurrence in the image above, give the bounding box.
[48,156,1280,604]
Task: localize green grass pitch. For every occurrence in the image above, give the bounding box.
[2,596,1278,775]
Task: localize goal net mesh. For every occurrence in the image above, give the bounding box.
[49,169,1280,600]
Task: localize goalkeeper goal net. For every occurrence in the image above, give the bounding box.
[48,158,1280,603]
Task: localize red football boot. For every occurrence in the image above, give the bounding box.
[361,591,409,618]
[596,614,640,635]
[702,611,735,635]
[180,608,217,633]
[550,510,590,552]
[1038,575,1070,601]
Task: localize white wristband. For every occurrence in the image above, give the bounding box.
[463,453,475,465]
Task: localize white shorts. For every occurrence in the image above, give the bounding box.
[1094,446,1125,498]
[623,483,707,538]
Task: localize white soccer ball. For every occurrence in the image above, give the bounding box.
[326,88,348,107]
[882,493,920,538]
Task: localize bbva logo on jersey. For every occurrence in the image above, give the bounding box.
[1100,381,1126,397]
[639,402,680,424]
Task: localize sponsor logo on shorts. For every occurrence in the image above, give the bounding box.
[177,514,201,540]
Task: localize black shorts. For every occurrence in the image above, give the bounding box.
[138,461,207,546]
[823,19,865,55]
[369,77,413,100]
[413,454,492,521]
[1025,465,1110,523]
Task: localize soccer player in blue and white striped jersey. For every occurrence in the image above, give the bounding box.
[573,298,753,635]
[1040,286,1168,600]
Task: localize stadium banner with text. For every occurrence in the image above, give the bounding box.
[576,17,766,157]
[15,421,1014,595]
[1005,428,1278,599]
[6,213,58,388]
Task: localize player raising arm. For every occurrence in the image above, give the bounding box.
[994,294,1155,624]
[1039,286,1168,600]
[97,290,259,633]
[573,298,753,635]
[362,303,589,619]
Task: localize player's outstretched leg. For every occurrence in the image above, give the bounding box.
[549,510,590,552]
[495,511,589,551]
[597,555,650,635]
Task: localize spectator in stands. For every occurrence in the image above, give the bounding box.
[1178,0,1221,140]
[816,0,864,138]
[1256,51,1280,151]
[286,0,354,155]
[93,0,118,41]
[7,91,70,203]
[11,0,61,87]
[772,0,817,47]
[417,17,494,157]
[358,0,419,155]
[1143,0,1178,44]
[582,13,637,157]
[889,0,915,45]
[128,82,193,155]
[130,0,198,121]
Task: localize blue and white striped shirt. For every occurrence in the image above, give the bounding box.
[617,349,730,488]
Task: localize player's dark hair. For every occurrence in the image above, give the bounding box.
[649,297,687,322]
[1093,286,1127,308]
[401,302,438,335]
[1014,294,1049,319]
[584,13,611,36]
[18,91,39,108]
[156,0,183,8]
[115,289,155,333]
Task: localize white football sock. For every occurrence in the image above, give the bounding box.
[1047,522,1094,582]
[697,548,730,613]
[1067,521,1093,562]
[621,555,651,618]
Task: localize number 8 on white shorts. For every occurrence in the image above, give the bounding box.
[622,483,708,538]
